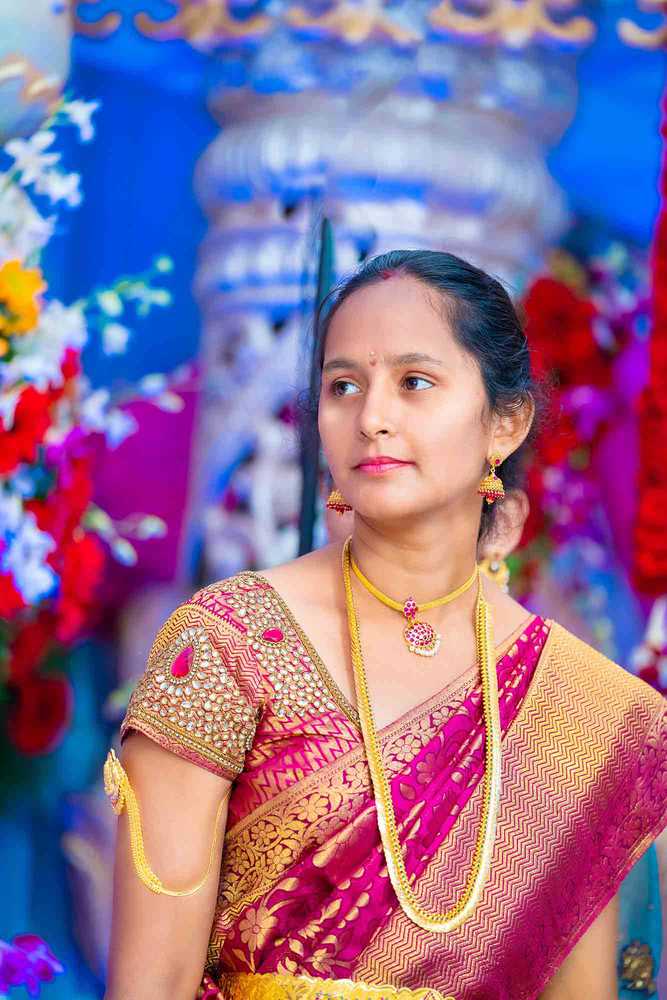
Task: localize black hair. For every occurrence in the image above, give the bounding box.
[299,249,551,549]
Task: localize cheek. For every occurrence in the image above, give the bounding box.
[417,396,486,464]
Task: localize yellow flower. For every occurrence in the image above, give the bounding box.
[0,259,46,336]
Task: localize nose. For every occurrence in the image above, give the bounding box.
[357,378,395,440]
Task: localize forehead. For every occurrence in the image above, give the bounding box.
[326,274,454,350]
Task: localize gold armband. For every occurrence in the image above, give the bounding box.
[103,747,230,897]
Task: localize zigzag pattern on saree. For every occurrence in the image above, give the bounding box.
[192,583,270,705]
[191,578,259,633]
[241,716,361,812]
[355,623,667,1000]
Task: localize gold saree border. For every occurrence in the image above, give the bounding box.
[217,970,455,1000]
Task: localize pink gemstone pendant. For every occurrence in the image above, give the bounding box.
[403,618,441,657]
[403,596,418,620]
[171,645,194,677]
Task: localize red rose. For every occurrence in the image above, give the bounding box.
[54,532,105,643]
[26,452,94,550]
[0,571,26,619]
[523,277,610,388]
[7,673,73,756]
[60,347,81,382]
[8,613,56,684]
[0,386,54,475]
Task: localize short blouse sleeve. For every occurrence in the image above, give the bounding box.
[119,579,265,781]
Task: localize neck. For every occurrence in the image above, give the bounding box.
[343,513,482,618]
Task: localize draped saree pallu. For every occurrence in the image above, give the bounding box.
[115,572,667,1000]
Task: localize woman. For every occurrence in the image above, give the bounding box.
[104,251,666,1000]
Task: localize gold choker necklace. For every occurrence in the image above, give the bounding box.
[342,535,501,933]
[349,547,478,658]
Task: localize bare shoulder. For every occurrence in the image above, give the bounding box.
[254,541,344,610]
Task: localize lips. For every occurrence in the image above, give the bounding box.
[355,456,412,469]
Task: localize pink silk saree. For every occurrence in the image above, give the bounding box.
[119,571,667,1000]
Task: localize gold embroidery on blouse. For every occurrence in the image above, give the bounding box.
[226,571,344,722]
[120,604,258,776]
[247,571,361,728]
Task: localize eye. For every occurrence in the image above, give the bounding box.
[331,379,360,396]
[403,375,434,391]
[331,375,433,396]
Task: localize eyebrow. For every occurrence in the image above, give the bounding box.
[322,352,444,374]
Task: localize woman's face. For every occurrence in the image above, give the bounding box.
[318,274,494,526]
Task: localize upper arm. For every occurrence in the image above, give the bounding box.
[539,891,620,1000]
[105,586,264,999]
[106,732,231,1000]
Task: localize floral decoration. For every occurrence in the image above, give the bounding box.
[0,96,185,757]
[0,934,63,997]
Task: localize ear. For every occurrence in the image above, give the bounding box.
[478,489,530,560]
[489,394,535,460]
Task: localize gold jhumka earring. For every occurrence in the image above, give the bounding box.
[477,454,505,505]
[326,487,353,515]
[478,555,511,593]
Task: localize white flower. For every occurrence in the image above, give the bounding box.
[111,537,138,566]
[97,290,123,317]
[62,99,99,143]
[102,322,131,355]
[0,181,55,263]
[105,408,138,448]
[154,256,174,273]
[2,509,57,604]
[138,373,167,396]
[35,170,82,208]
[132,284,172,315]
[79,389,138,447]
[1,301,87,391]
[0,490,23,535]
[0,385,23,427]
[80,388,111,432]
[5,131,59,187]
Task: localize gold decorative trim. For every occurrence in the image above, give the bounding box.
[618,0,667,49]
[73,0,122,37]
[120,709,243,778]
[219,970,456,1000]
[134,0,272,45]
[428,0,595,47]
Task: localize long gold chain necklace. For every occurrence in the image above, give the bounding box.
[342,535,502,933]
[350,548,478,658]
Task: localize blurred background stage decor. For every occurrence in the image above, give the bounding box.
[1,0,667,996]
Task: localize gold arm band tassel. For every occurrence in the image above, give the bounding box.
[342,536,502,932]
[103,748,229,896]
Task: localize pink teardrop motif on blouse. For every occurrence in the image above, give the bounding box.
[171,645,194,677]
[261,627,284,643]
